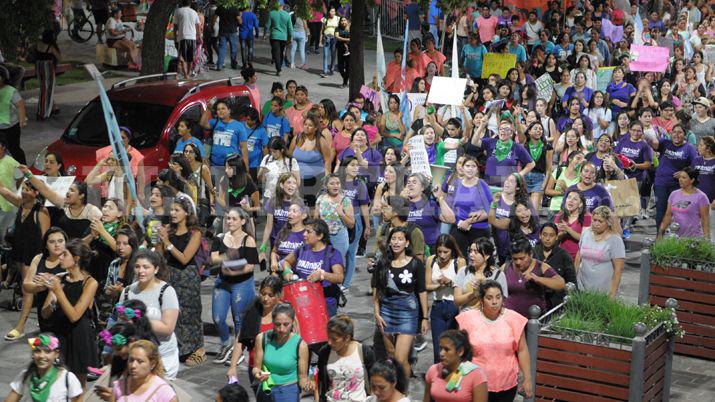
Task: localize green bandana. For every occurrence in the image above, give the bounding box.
[528,140,544,162]
[29,366,58,402]
[228,186,246,199]
[494,139,514,162]
[101,221,120,246]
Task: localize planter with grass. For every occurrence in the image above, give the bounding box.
[525,290,681,402]
[638,237,715,361]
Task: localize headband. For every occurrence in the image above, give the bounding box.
[99,330,128,347]
[115,303,142,319]
[28,335,59,351]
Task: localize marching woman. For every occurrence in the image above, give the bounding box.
[450,156,492,259]
[575,206,626,298]
[337,128,383,187]
[405,173,456,253]
[315,173,354,262]
[253,303,313,401]
[545,150,584,217]
[554,190,591,260]
[182,142,215,225]
[372,226,428,380]
[120,249,180,379]
[155,195,204,366]
[258,137,301,205]
[290,115,332,208]
[657,167,710,239]
[524,121,553,209]
[371,162,405,233]
[339,156,371,291]
[507,197,541,248]
[280,219,345,317]
[0,180,49,342]
[316,315,375,402]
[38,239,98,387]
[425,234,466,364]
[217,154,261,220]
[210,208,260,365]
[23,228,67,335]
[454,238,509,311]
[98,227,139,326]
[260,174,302,259]
[470,118,535,188]
[423,330,488,402]
[502,239,565,318]
[83,198,124,287]
[365,360,409,402]
[110,340,178,401]
[456,280,533,401]
[489,173,530,263]
[5,334,82,402]
[270,202,307,273]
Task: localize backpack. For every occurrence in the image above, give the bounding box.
[194,232,211,276]
[122,283,170,309]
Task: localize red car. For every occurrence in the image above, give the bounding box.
[32,73,258,182]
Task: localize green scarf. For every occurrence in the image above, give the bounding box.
[228,185,245,199]
[101,221,120,246]
[29,366,58,402]
[494,139,514,162]
[445,361,480,392]
[528,140,544,162]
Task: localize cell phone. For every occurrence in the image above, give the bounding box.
[160,215,171,225]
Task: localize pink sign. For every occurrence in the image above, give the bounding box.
[360,85,380,110]
[629,45,670,73]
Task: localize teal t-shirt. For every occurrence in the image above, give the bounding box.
[266,10,294,41]
[263,331,302,385]
[462,44,488,78]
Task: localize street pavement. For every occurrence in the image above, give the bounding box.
[0,31,714,401]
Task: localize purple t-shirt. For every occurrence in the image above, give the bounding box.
[276,230,304,259]
[343,179,370,210]
[441,177,460,209]
[453,180,492,229]
[606,81,636,115]
[291,245,344,288]
[494,197,512,257]
[586,152,624,170]
[426,143,437,165]
[338,147,383,183]
[614,137,653,181]
[504,260,557,318]
[668,189,709,237]
[408,197,442,246]
[481,138,534,187]
[566,184,613,212]
[694,157,715,203]
[655,140,698,187]
[266,200,291,242]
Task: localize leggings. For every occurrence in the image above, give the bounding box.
[270,39,286,73]
[308,21,322,51]
[337,51,350,85]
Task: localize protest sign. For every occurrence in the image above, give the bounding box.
[596,67,616,92]
[629,45,669,72]
[407,135,431,177]
[406,93,428,121]
[705,45,715,63]
[480,53,517,79]
[601,19,624,43]
[427,77,467,106]
[534,73,554,102]
[360,85,380,110]
[35,176,76,207]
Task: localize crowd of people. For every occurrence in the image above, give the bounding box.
[1,0,715,401]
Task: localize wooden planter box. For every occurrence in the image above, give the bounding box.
[638,250,715,361]
[525,303,675,402]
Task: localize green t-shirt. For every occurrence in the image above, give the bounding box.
[263,331,302,385]
[0,155,19,212]
[266,9,293,41]
[549,168,581,212]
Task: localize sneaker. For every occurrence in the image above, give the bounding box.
[623,229,631,239]
[213,344,233,364]
[226,352,246,366]
[640,211,649,221]
[320,73,327,78]
[413,335,428,352]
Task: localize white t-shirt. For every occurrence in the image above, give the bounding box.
[366,397,409,402]
[326,346,367,402]
[11,368,82,401]
[259,155,300,199]
[106,17,126,40]
[174,6,200,41]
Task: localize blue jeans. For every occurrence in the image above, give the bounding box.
[257,383,299,402]
[429,24,440,48]
[212,276,256,346]
[290,31,306,66]
[239,36,254,67]
[343,218,363,290]
[655,182,679,231]
[322,35,336,73]
[430,299,458,363]
[329,227,350,272]
[218,32,238,68]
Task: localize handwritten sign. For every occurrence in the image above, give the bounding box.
[427,77,467,106]
[596,67,615,92]
[407,135,431,177]
[629,45,669,73]
[480,53,517,79]
[704,45,715,63]
[359,85,380,110]
[534,73,554,102]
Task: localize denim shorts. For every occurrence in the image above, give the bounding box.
[525,172,546,194]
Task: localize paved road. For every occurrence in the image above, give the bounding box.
[1,31,714,401]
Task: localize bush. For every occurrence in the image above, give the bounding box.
[650,237,715,269]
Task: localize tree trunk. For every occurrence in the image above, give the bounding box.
[348,0,366,100]
[140,0,178,75]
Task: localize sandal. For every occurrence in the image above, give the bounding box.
[4,329,24,341]
[185,348,206,367]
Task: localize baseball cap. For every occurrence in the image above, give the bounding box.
[693,97,712,108]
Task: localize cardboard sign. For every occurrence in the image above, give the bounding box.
[629,45,670,73]
[359,85,380,110]
[596,67,616,92]
[480,53,517,79]
[534,73,554,102]
[407,135,431,177]
[605,179,640,217]
[426,77,468,106]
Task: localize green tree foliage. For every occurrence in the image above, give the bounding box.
[0,0,51,60]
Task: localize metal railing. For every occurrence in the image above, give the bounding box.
[372,0,406,40]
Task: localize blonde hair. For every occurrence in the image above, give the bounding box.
[591,206,614,230]
[129,340,165,378]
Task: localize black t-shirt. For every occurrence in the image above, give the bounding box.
[372,257,426,295]
[226,180,258,208]
[217,6,240,34]
[212,234,259,283]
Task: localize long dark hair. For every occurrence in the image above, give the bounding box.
[115,227,139,285]
[467,237,498,277]
[369,360,407,394]
[560,189,587,225]
[375,227,413,296]
[169,194,199,233]
[508,196,539,241]
[273,201,306,252]
[65,238,92,271]
[42,226,68,257]
[433,234,463,261]
[45,152,66,176]
[382,162,405,198]
[224,154,252,190]
[134,249,170,281]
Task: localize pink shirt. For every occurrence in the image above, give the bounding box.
[113,376,177,401]
[285,103,313,136]
[554,212,592,260]
[333,132,352,157]
[456,308,526,392]
[476,16,498,44]
[426,363,487,402]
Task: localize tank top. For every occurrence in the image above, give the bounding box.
[293,146,323,179]
[11,203,43,265]
[263,331,302,386]
[431,258,458,301]
[35,256,63,332]
[165,231,193,270]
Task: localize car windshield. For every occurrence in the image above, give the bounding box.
[62,100,173,148]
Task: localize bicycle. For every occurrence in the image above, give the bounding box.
[68,8,95,44]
